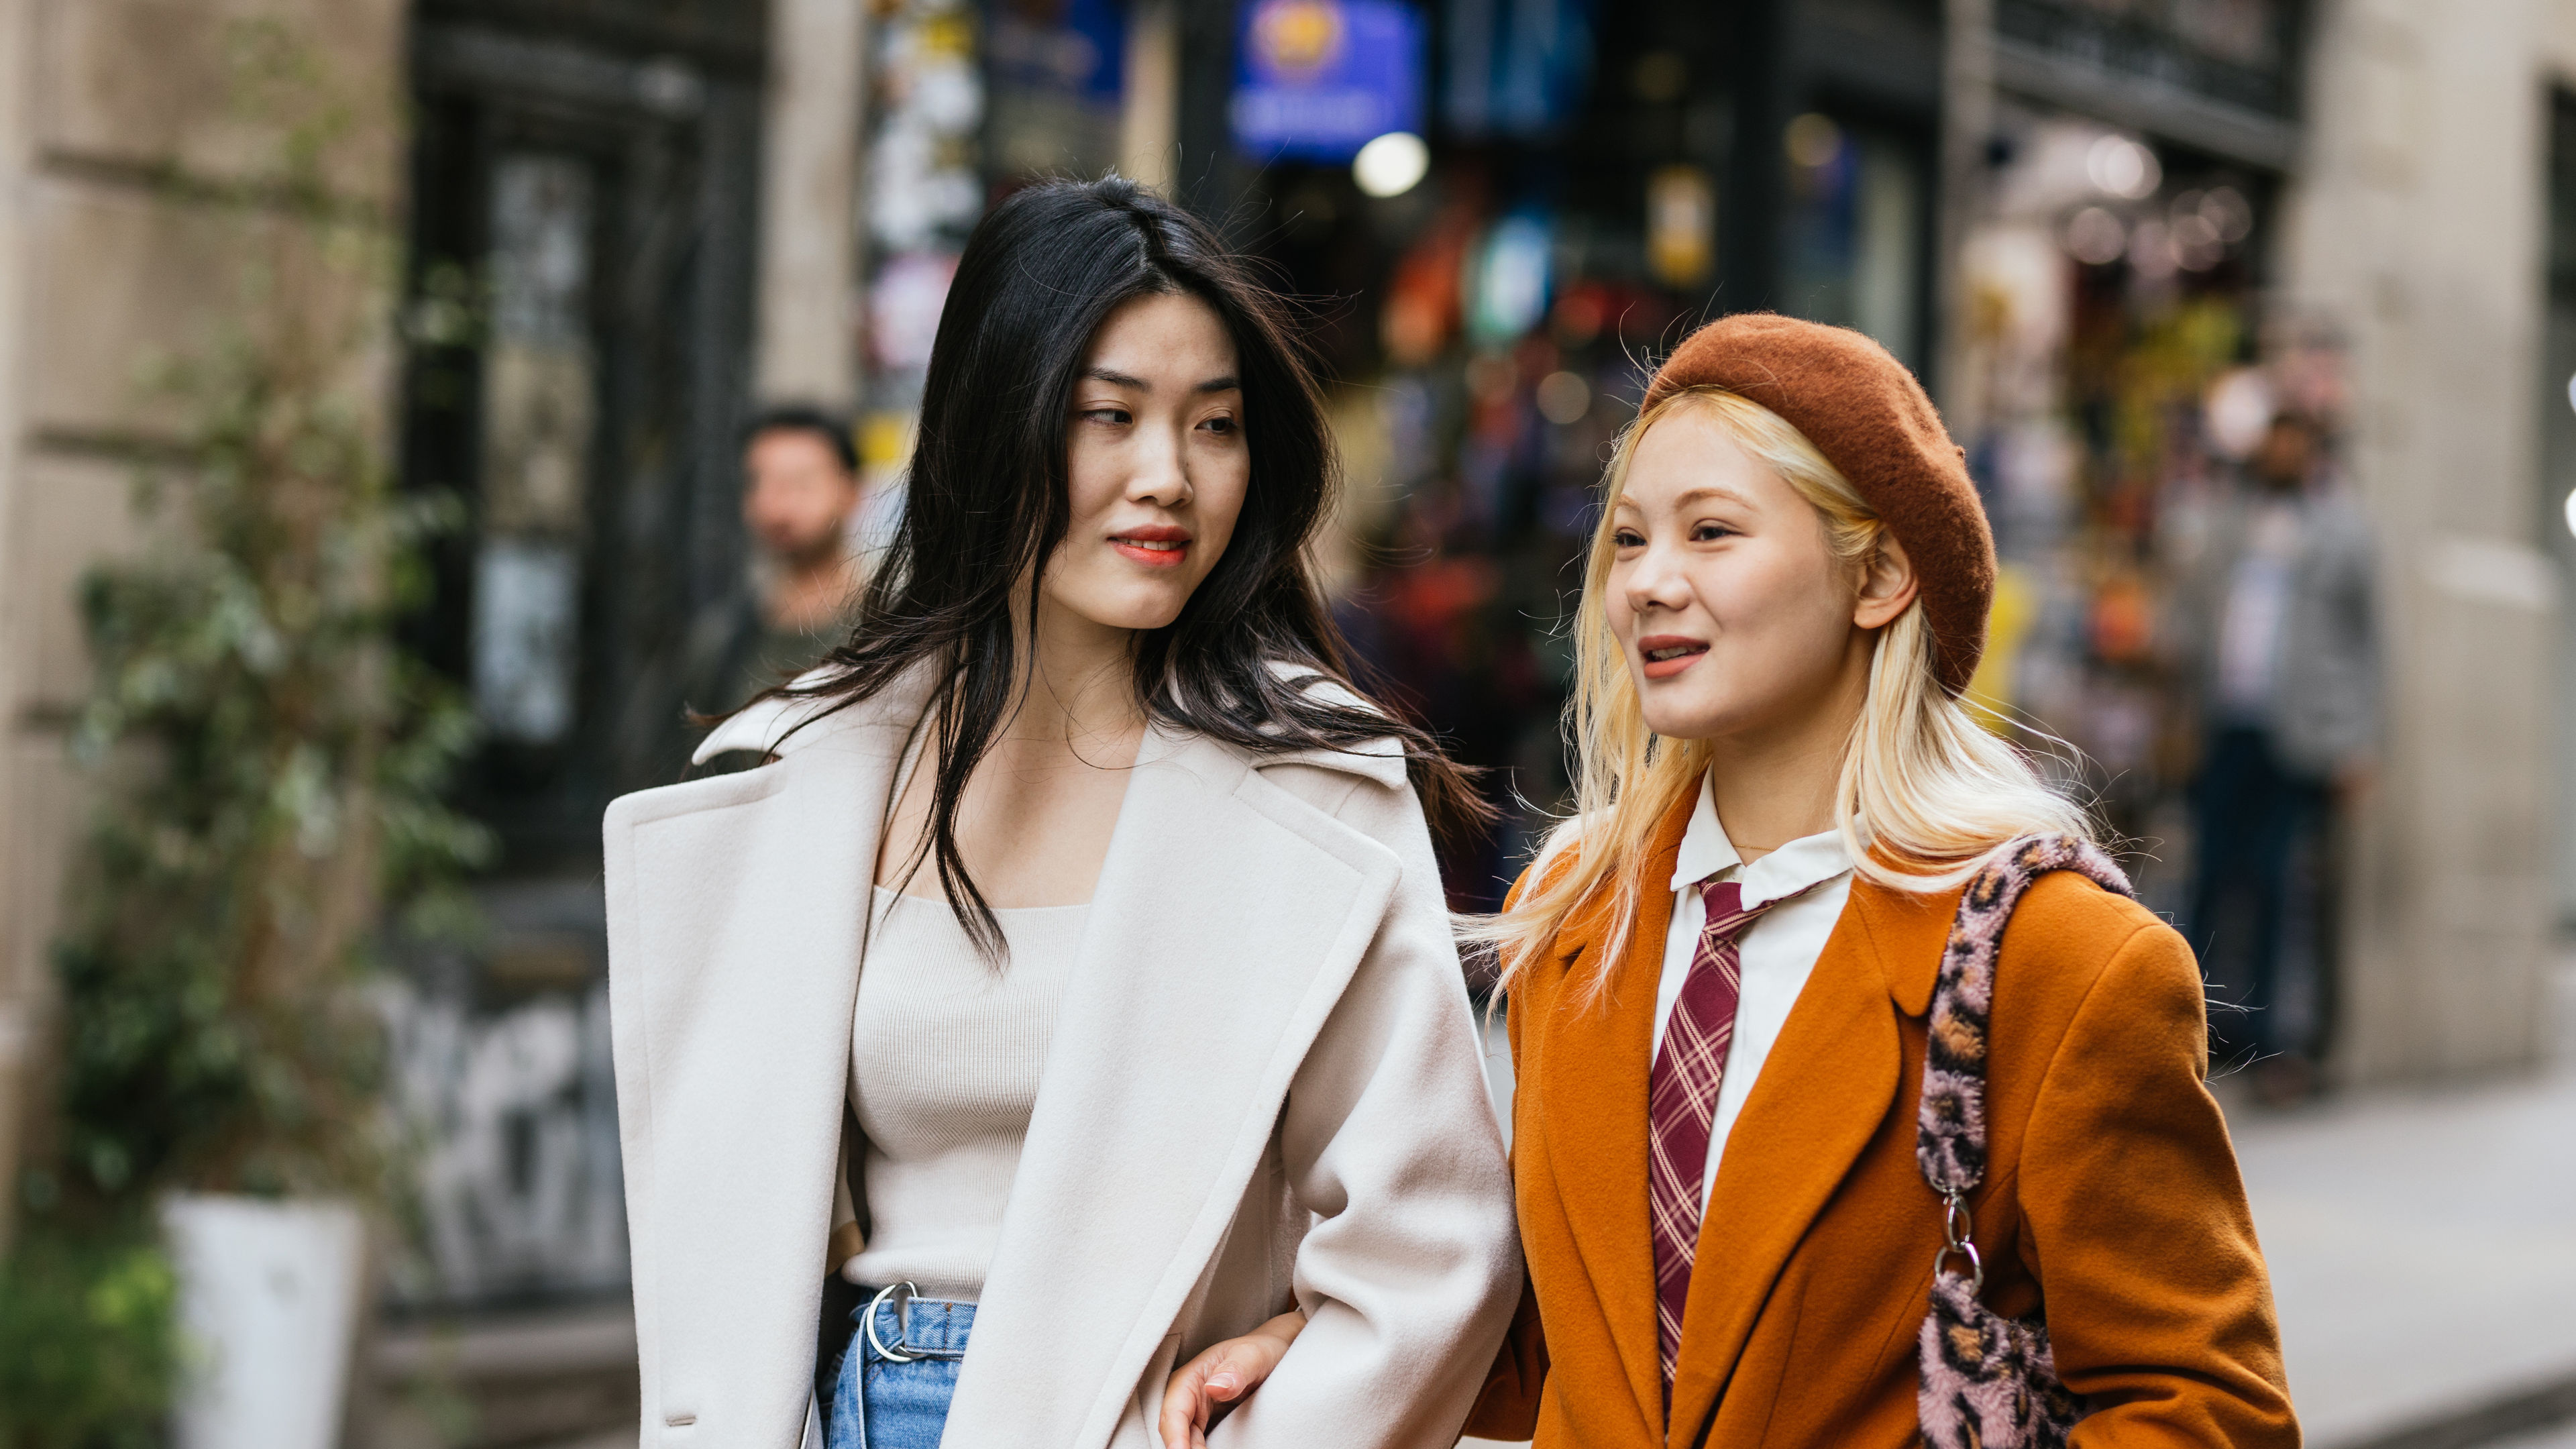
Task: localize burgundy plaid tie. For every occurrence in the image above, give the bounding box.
[1647,877,1790,1396]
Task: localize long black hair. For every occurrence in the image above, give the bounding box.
[777,176,1482,951]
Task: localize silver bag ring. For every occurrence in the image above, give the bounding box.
[1933,1240,1985,1293]
[1941,1193,1974,1248]
[863,1281,920,1363]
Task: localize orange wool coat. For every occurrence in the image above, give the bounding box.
[1466,799,2299,1448]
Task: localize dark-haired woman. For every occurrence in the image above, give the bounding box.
[604,176,1519,1449]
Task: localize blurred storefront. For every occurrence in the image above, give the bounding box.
[1184,0,2560,1097]
[1195,0,2374,1092]
[1202,0,1949,904]
[1945,3,2315,1044]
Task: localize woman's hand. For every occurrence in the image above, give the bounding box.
[1157,1311,1306,1448]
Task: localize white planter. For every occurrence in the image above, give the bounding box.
[160,1193,365,1449]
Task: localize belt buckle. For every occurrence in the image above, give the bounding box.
[862,1281,920,1363]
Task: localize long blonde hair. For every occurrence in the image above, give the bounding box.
[1479,386,2092,998]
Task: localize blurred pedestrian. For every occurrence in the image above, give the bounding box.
[1167,316,2296,1449]
[607,178,1516,1449]
[2171,412,2379,1098]
[702,404,865,710]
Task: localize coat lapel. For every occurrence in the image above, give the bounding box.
[1534,794,1695,1440]
[606,672,928,1444]
[937,726,1403,1449]
[1864,874,1957,1018]
[1663,877,1953,1446]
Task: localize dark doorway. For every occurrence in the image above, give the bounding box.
[390,0,762,1307]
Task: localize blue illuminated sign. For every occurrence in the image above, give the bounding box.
[1230,0,1426,162]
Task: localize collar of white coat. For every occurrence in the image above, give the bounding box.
[1668,769,1854,908]
[688,657,1411,790]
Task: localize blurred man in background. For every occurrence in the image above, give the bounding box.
[2173,413,2380,1100]
[698,405,865,712]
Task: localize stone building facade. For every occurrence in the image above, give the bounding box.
[2275,0,2575,1080]
[0,0,413,1254]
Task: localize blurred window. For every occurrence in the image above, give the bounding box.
[1780,113,1927,374]
[1995,0,2298,119]
[988,0,1128,179]
[474,154,597,748]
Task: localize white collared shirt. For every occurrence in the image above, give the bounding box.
[1651,773,1857,1205]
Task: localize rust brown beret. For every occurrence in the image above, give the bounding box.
[1641,313,1995,696]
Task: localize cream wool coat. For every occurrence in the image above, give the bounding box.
[603,666,1521,1449]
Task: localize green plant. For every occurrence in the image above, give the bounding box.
[52,336,490,1203]
[0,1220,182,1449]
[9,323,488,1448]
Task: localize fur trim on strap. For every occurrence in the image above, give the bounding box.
[1914,835,2132,1194]
[1913,833,2131,1449]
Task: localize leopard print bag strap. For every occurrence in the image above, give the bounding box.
[1915,834,2133,1449]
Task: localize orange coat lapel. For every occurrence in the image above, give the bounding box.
[1664,877,1955,1446]
[1862,874,1955,1017]
[1535,795,1696,1440]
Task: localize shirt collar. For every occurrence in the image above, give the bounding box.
[1666,770,1854,910]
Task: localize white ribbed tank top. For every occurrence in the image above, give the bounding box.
[841,885,1089,1301]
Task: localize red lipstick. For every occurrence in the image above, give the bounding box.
[1110,524,1191,568]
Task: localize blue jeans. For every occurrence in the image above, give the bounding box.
[826,1289,972,1449]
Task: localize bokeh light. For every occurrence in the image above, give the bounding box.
[2086,133,2161,199]
[1352,131,1430,199]
[1784,112,1843,169]
[1535,370,1591,425]
[2065,205,2127,264]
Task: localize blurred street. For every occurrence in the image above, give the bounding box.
[2237,957,2576,1449]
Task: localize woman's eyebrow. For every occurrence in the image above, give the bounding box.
[1083,368,1241,394]
[1671,484,1755,511]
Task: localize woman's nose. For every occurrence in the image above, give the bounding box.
[1625,541,1693,612]
[1128,422,1191,506]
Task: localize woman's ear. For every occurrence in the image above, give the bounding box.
[1854,530,1919,631]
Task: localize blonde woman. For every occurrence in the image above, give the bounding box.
[1161,314,2296,1449]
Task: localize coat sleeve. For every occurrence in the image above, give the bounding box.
[1216,777,1524,1448]
[2017,920,2299,1448]
[1464,1273,1548,1437]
